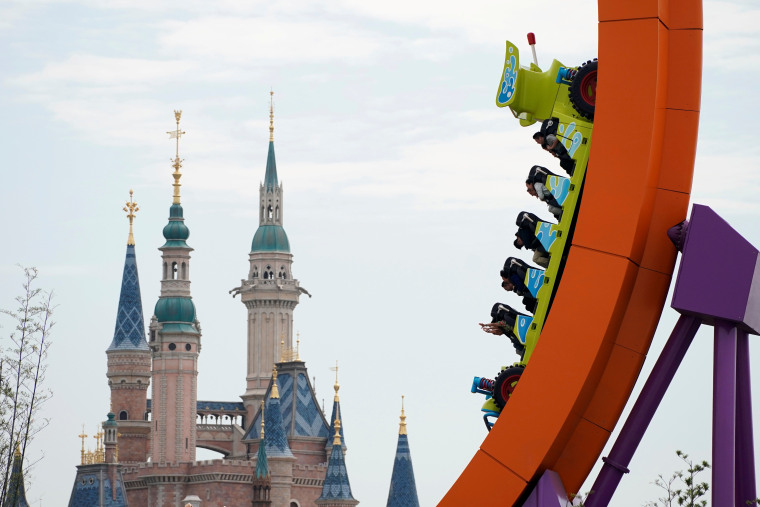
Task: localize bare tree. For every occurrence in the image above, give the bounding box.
[0,267,54,505]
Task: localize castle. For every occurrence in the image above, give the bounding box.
[61,100,421,507]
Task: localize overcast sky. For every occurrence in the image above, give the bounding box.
[2,1,760,506]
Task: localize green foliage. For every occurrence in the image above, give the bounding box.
[0,267,55,505]
[645,450,710,507]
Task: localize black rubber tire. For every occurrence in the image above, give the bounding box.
[492,365,525,409]
[568,59,598,120]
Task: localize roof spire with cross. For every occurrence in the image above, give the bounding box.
[167,110,186,205]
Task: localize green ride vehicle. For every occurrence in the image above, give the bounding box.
[472,33,597,430]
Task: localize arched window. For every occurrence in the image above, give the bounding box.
[172,262,178,280]
[181,262,187,279]
[267,204,273,220]
[163,262,168,279]
[275,206,280,221]
[119,410,128,420]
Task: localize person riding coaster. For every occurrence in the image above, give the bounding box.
[514,211,554,269]
[500,256,542,313]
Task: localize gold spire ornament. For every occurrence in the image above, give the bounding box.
[78,426,88,465]
[269,90,274,142]
[332,407,342,446]
[123,189,139,246]
[271,365,280,399]
[330,360,340,402]
[166,110,186,205]
[399,395,407,435]
[260,400,266,439]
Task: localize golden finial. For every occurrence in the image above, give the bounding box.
[271,365,280,399]
[279,336,285,362]
[13,442,21,457]
[123,189,139,246]
[332,407,342,446]
[78,425,88,465]
[296,332,300,361]
[269,90,274,142]
[260,400,266,439]
[330,360,340,402]
[399,395,407,435]
[166,110,186,205]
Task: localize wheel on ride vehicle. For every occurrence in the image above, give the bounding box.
[568,59,598,120]
[492,365,525,409]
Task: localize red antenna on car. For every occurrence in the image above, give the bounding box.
[527,32,538,66]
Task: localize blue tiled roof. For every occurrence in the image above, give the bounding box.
[145,400,245,412]
[255,433,269,479]
[318,441,356,502]
[196,401,246,412]
[386,434,419,507]
[264,141,278,191]
[107,245,148,351]
[263,395,293,458]
[4,450,29,507]
[246,371,330,440]
[68,467,127,507]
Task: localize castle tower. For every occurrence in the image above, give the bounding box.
[148,111,201,464]
[316,411,359,507]
[106,190,151,464]
[386,396,420,507]
[232,92,309,415]
[252,400,272,507]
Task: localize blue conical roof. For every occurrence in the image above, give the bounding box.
[108,245,149,351]
[327,398,346,451]
[318,436,356,503]
[263,389,293,458]
[264,141,278,191]
[4,446,29,507]
[386,433,419,507]
[255,437,269,479]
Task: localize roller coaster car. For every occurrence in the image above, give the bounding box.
[496,38,597,125]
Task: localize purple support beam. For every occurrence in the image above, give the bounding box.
[736,330,757,507]
[586,315,702,507]
[713,320,737,505]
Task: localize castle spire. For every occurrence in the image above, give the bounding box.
[316,410,359,506]
[108,191,148,351]
[327,361,346,450]
[386,396,420,507]
[167,109,185,205]
[399,395,407,435]
[255,400,269,478]
[124,189,138,246]
[5,442,29,507]
[269,90,274,142]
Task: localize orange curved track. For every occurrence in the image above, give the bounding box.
[441,1,703,504]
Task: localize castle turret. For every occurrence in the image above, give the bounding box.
[231,92,309,417]
[106,190,151,464]
[316,411,359,507]
[68,414,128,507]
[386,396,420,507]
[252,400,272,507]
[4,444,29,507]
[261,366,296,506]
[149,111,201,464]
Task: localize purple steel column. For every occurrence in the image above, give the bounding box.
[736,329,756,507]
[713,320,737,505]
[586,314,702,507]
